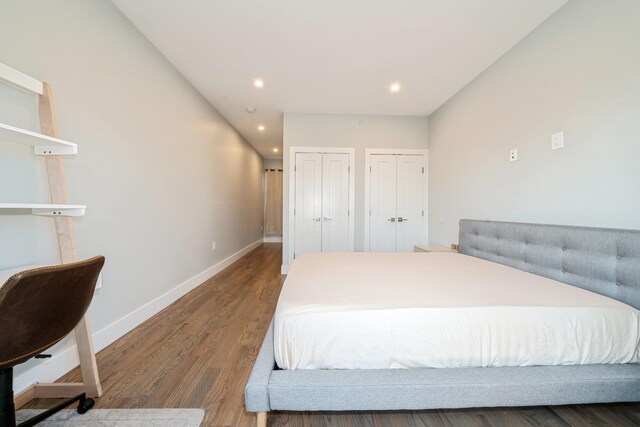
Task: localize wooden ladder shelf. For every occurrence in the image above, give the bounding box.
[0,63,102,406]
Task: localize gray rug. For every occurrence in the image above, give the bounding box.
[16,408,204,426]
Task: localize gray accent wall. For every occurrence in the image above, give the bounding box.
[428,0,640,245]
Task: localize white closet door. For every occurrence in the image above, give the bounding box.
[294,153,322,257]
[321,153,350,252]
[396,154,425,252]
[369,155,397,252]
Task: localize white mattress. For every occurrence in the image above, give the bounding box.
[274,252,640,370]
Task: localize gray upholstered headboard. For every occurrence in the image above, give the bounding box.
[458,220,640,309]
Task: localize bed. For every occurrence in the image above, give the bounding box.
[245,220,640,426]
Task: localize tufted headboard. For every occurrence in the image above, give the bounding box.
[458,219,640,309]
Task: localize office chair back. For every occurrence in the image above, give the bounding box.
[0,256,105,371]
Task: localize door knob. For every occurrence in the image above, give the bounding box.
[313,217,322,222]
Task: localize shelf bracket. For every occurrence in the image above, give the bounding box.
[31,207,86,217]
[34,145,77,156]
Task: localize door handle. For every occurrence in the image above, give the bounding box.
[322,217,332,222]
[387,217,396,222]
[313,217,322,222]
[398,217,408,222]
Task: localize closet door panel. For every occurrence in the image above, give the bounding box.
[294,153,322,257]
[369,155,397,252]
[396,154,424,252]
[321,153,350,252]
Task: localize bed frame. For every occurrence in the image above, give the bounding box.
[245,220,640,426]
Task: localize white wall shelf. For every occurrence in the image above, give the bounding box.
[0,63,43,94]
[0,203,86,217]
[0,122,78,155]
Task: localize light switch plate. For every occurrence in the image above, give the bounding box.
[552,131,564,150]
[510,148,518,161]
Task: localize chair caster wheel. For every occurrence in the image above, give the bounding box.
[77,397,95,414]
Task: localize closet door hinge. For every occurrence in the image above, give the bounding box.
[348,209,350,216]
[422,210,424,216]
[370,166,372,173]
[422,167,424,174]
[348,166,351,173]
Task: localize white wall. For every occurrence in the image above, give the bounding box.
[428,0,640,245]
[282,113,428,269]
[264,158,283,170]
[0,0,263,392]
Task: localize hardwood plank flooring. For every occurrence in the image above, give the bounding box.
[24,243,640,426]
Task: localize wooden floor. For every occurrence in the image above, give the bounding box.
[25,243,640,426]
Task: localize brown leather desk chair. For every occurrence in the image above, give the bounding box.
[0,256,105,427]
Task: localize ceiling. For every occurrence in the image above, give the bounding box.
[111,0,567,159]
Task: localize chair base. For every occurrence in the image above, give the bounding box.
[0,368,95,427]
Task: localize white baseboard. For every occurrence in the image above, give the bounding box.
[263,236,282,243]
[13,238,264,394]
[281,264,289,274]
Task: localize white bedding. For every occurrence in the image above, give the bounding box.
[274,252,640,370]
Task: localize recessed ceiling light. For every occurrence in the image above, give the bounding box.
[273,148,279,153]
[258,125,265,131]
[390,82,401,93]
[245,107,256,113]
[254,78,264,88]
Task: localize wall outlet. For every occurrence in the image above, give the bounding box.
[552,131,564,150]
[509,148,518,162]
[211,241,216,252]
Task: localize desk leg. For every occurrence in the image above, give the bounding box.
[74,315,102,397]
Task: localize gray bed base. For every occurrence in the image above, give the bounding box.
[245,220,640,417]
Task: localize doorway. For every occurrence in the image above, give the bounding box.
[264,167,283,241]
